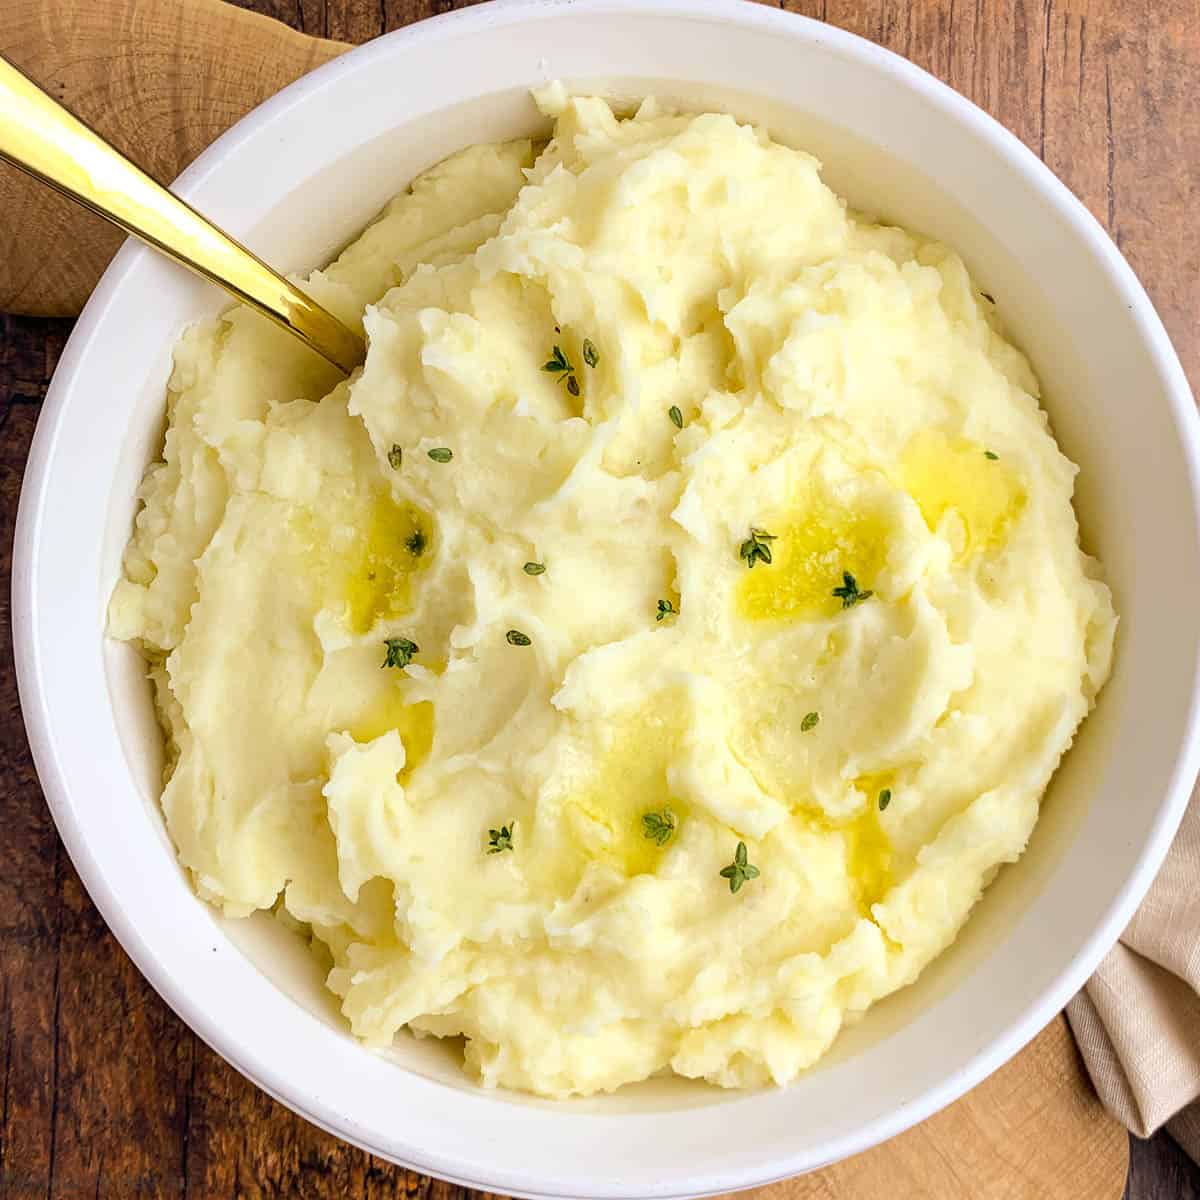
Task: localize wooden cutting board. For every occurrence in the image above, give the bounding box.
[0,0,348,315]
[0,2,1129,1196]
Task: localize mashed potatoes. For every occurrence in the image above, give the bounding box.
[109,89,1116,1097]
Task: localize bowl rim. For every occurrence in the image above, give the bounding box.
[13,0,1200,1195]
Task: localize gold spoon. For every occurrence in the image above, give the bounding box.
[0,53,365,374]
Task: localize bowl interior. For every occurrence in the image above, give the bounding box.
[23,4,1199,1196]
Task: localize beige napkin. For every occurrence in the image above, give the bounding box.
[1067,784,1200,1158]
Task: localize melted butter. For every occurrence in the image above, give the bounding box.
[737,489,891,622]
[340,493,432,635]
[900,430,1024,557]
[843,772,896,915]
[348,695,434,784]
[294,490,432,636]
[792,772,896,917]
[534,710,690,895]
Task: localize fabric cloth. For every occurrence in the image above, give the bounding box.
[1067,787,1200,1158]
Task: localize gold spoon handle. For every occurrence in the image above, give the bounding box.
[0,53,365,374]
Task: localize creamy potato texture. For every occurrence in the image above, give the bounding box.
[110,89,1116,1097]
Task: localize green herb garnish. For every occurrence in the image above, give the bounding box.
[582,339,599,368]
[878,788,892,812]
[405,529,427,558]
[801,711,819,732]
[387,444,403,469]
[668,405,684,429]
[524,561,546,576]
[656,599,677,621]
[984,450,999,460]
[719,841,760,894]
[381,636,419,670]
[487,822,515,853]
[543,344,581,396]
[832,571,873,609]
[641,809,676,846]
[427,447,453,463]
[506,629,532,646]
[739,527,776,569]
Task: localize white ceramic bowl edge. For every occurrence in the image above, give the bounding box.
[13,3,1200,1196]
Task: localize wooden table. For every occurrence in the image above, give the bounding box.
[1,0,1198,1196]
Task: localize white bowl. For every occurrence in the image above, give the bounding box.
[13,1,1200,1196]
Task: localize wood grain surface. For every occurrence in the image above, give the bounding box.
[0,0,349,316]
[1,1,1198,1197]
